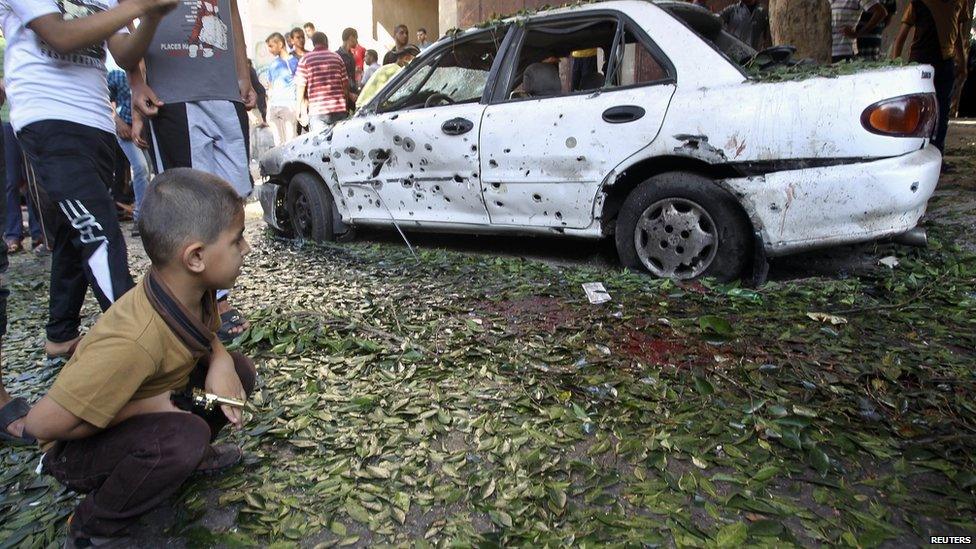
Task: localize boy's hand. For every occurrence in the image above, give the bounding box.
[205,352,247,430]
[131,111,150,149]
[131,81,164,117]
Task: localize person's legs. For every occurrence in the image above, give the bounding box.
[117,137,151,220]
[186,101,252,198]
[932,58,955,151]
[18,121,135,344]
[3,123,24,244]
[0,120,14,435]
[148,102,192,175]
[44,413,211,538]
[268,106,297,145]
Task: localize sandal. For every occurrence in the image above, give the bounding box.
[0,398,36,446]
[5,239,22,254]
[217,308,249,343]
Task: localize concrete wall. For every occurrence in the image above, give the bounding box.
[239,0,439,67]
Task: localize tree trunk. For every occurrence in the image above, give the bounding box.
[769,0,832,64]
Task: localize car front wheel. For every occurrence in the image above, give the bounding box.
[287,172,336,242]
[615,172,752,281]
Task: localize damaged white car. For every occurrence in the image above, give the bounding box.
[259,0,941,281]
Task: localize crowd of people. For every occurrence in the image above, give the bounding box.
[0,0,970,546]
[248,21,427,148]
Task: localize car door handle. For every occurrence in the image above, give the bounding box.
[441,117,474,136]
[602,105,646,124]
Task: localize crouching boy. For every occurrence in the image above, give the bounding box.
[22,168,254,547]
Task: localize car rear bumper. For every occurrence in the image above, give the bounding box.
[722,145,942,256]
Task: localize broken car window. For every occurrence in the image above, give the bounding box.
[505,17,667,101]
[379,31,502,112]
[660,3,756,67]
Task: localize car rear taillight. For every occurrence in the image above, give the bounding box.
[861,94,937,138]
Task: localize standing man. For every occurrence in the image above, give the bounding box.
[337,27,361,107]
[417,27,431,50]
[383,24,410,65]
[856,0,897,59]
[296,32,349,133]
[289,27,306,59]
[1,0,177,359]
[107,68,151,234]
[719,0,773,51]
[892,0,966,151]
[357,45,420,108]
[265,32,298,146]
[128,0,258,340]
[303,21,315,50]
[830,0,887,62]
[337,28,359,86]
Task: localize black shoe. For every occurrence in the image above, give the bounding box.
[195,443,243,476]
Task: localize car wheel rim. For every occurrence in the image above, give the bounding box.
[292,193,314,238]
[634,198,718,279]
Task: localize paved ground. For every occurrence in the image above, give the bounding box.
[0,123,973,548]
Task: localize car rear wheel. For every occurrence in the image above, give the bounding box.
[287,172,336,242]
[615,172,752,281]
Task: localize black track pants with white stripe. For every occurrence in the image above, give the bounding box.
[18,121,134,343]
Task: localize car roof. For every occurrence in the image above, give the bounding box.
[444,0,671,39]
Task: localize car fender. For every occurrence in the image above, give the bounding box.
[259,131,353,221]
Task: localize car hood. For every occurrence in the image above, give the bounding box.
[259,129,335,178]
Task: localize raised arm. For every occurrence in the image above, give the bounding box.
[107,13,166,70]
[26,0,176,57]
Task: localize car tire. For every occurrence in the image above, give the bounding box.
[615,172,752,281]
[287,172,336,242]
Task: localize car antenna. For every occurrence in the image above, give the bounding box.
[370,184,419,261]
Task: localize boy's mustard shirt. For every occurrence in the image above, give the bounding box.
[48,277,217,430]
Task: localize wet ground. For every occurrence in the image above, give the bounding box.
[0,123,973,548]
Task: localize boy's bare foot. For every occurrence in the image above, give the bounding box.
[45,336,83,359]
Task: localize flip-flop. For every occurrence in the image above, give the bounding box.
[0,398,36,446]
[5,240,22,254]
[217,308,249,343]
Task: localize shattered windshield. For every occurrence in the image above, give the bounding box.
[379,29,503,112]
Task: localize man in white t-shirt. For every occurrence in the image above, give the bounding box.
[0,0,177,469]
[830,0,888,62]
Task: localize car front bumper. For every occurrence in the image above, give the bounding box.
[259,182,286,232]
[722,145,942,256]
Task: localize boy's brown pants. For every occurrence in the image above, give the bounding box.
[42,352,256,538]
